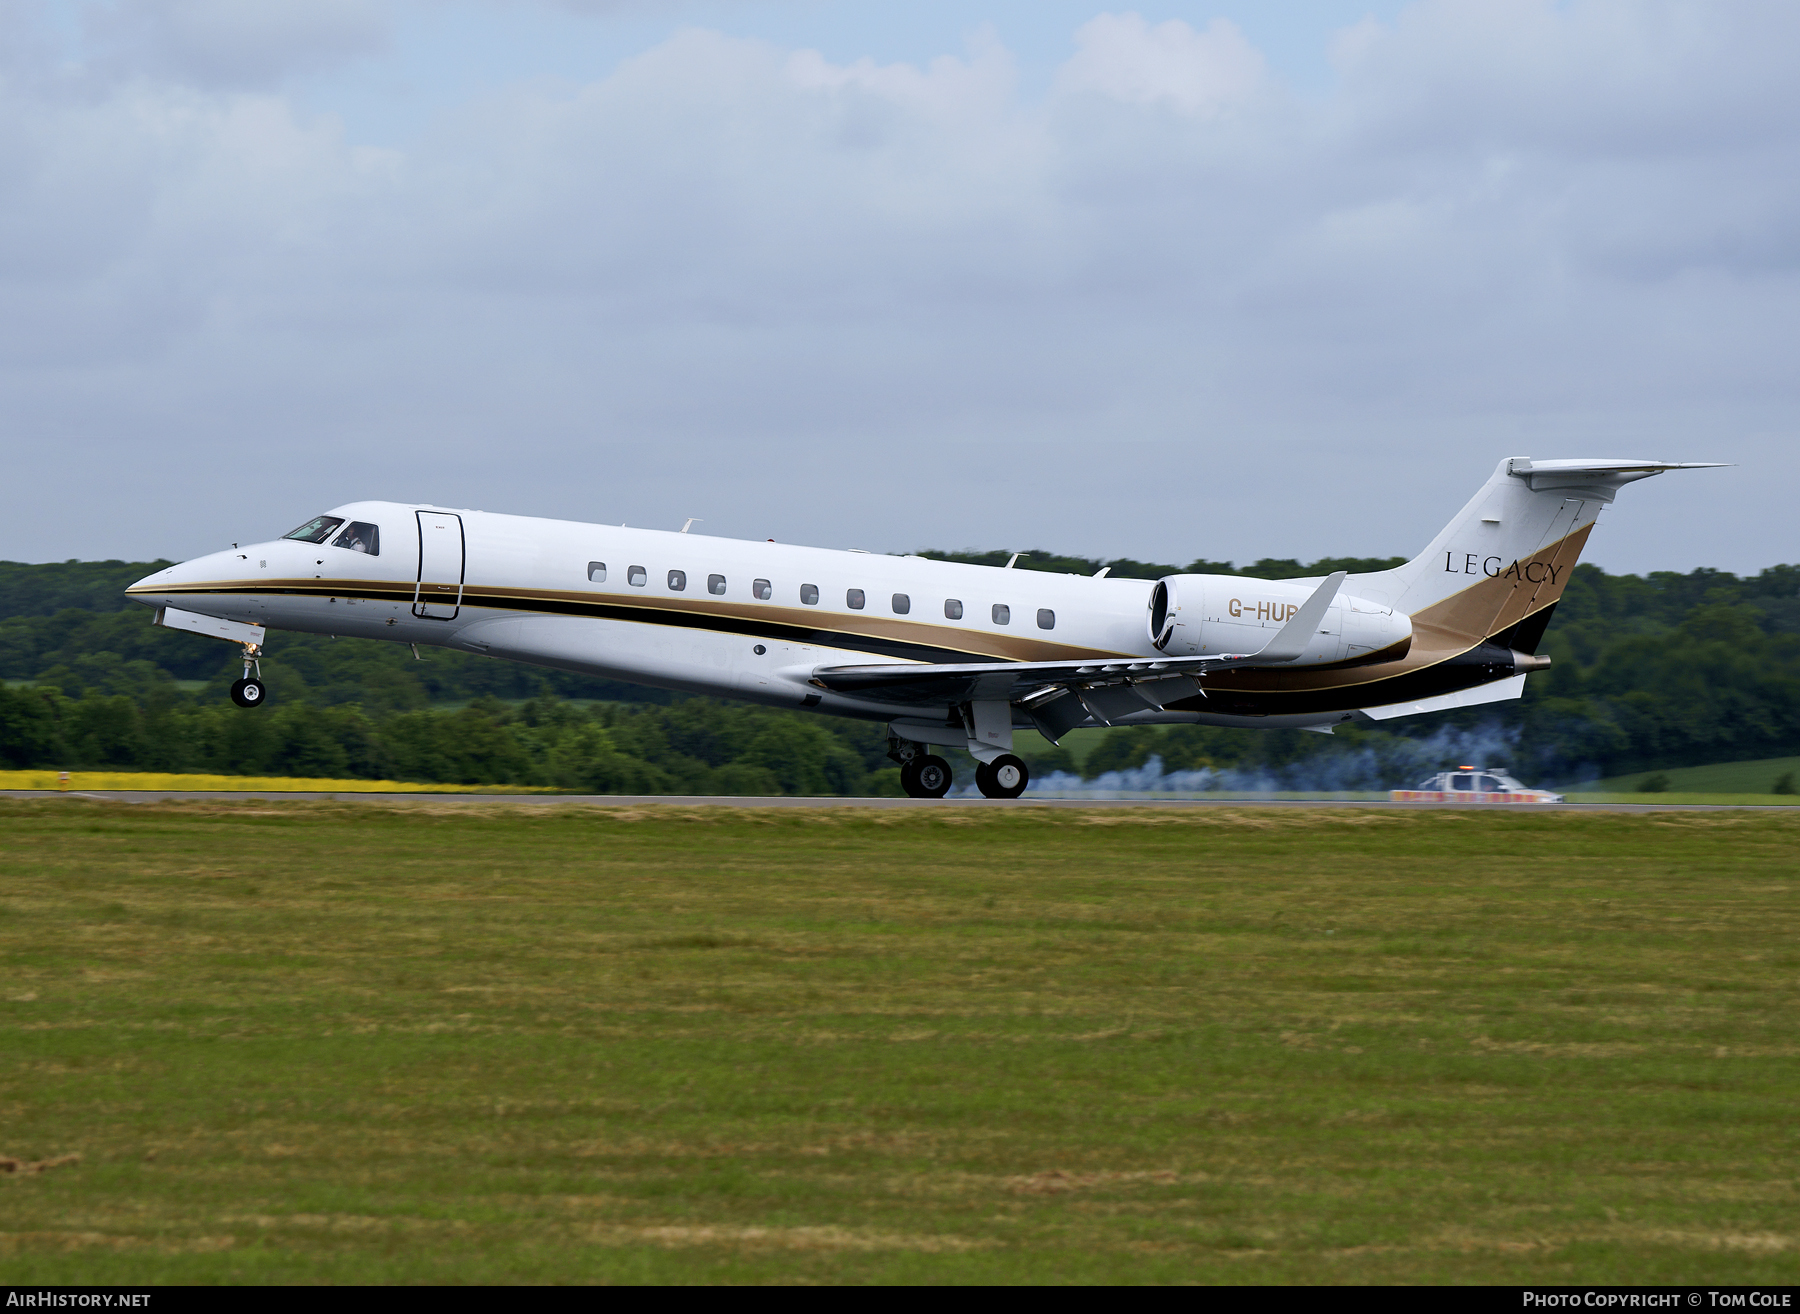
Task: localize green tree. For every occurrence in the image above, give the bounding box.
[0,686,59,768]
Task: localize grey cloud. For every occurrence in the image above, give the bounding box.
[0,2,1793,574]
[82,0,390,87]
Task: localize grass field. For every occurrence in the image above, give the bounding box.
[1581,757,1800,797]
[1,800,1796,1284]
[1562,793,1800,807]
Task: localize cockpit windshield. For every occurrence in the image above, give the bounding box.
[331,521,380,555]
[284,515,345,544]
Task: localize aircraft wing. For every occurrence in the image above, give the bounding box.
[809,572,1346,737]
[810,651,1226,702]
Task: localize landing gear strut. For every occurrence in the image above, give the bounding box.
[975,754,1029,800]
[230,643,267,709]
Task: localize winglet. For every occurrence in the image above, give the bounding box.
[1251,571,1345,664]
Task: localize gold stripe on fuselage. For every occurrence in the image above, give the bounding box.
[127,577,1133,664]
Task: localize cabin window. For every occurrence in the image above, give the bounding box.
[892,593,910,614]
[846,588,866,610]
[332,522,380,555]
[668,570,687,591]
[1037,608,1055,630]
[753,579,772,600]
[283,515,344,544]
[992,603,1010,625]
[587,562,606,584]
[628,566,647,587]
[800,583,819,605]
[944,599,963,620]
[708,574,727,596]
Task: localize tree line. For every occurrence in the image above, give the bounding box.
[2,554,1797,789]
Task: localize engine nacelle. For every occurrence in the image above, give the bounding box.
[1148,574,1412,666]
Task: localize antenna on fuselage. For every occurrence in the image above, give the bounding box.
[681,518,702,534]
[1004,552,1026,569]
[1093,566,1110,578]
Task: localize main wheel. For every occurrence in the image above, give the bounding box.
[230,677,268,709]
[976,754,1029,799]
[912,754,953,799]
[899,760,923,797]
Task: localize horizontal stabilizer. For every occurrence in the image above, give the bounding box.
[1507,458,1729,475]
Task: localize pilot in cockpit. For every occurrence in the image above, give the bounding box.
[333,522,380,555]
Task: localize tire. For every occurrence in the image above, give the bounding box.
[899,761,924,798]
[230,677,268,709]
[977,753,1029,799]
[913,755,953,799]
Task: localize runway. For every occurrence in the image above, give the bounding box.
[2,790,1791,811]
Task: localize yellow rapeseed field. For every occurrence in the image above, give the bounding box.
[0,769,546,793]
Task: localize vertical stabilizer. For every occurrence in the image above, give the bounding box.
[1347,458,1724,648]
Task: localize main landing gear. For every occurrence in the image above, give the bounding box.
[891,734,1030,800]
[900,755,954,799]
[975,754,1029,800]
[230,643,267,709]
[891,734,954,798]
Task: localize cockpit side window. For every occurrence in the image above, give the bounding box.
[283,515,344,544]
[331,522,380,555]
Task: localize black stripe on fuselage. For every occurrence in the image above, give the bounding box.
[1169,641,1528,718]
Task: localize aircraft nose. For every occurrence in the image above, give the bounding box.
[126,562,184,606]
[128,564,177,593]
[124,549,243,606]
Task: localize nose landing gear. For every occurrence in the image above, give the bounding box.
[230,643,267,709]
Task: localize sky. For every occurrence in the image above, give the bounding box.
[2,0,1796,574]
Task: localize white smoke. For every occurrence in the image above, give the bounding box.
[1024,721,1527,797]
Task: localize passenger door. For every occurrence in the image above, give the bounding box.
[413,511,465,620]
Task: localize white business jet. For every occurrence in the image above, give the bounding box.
[126,457,1718,798]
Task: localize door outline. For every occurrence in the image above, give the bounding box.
[413,511,465,620]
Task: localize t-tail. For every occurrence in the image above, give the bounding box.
[1348,458,1726,654]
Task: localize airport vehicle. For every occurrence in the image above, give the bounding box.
[126,457,1719,798]
[1390,767,1564,804]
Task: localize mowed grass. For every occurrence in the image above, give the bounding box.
[1583,756,1800,796]
[0,802,1796,1285]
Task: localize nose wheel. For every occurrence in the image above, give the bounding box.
[230,643,268,709]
